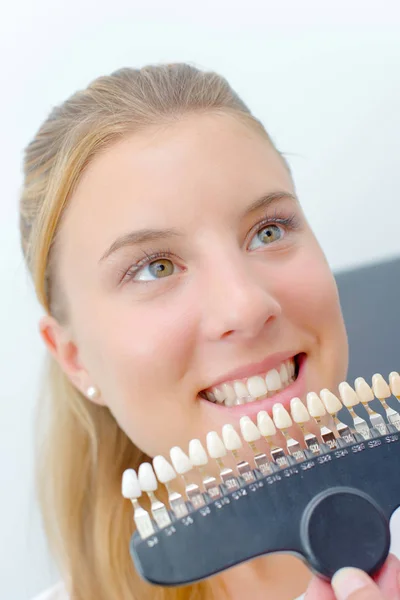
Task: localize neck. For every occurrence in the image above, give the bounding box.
[214,554,311,600]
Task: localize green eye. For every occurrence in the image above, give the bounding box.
[148,259,174,279]
[258,225,282,243]
[249,224,283,250]
[126,253,181,283]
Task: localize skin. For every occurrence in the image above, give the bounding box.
[306,555,400,599]
[40,111,356,598]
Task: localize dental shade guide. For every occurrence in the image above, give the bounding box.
[373,373,400,431]
[123,372,400,587]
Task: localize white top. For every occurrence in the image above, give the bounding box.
[31,581,305,599]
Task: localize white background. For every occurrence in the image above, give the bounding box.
[1,2,400,598]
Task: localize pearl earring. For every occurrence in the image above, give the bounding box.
[87,385,100,400]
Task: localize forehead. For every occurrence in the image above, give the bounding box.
[67,113,292,226]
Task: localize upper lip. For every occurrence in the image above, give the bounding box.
[202,351,299,391]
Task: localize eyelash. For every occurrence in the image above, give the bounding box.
[123,249,176,281]
[122,211,300,283]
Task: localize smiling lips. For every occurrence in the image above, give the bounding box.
[203,357,297,407]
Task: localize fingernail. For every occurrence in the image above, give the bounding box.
[331,567,370,600]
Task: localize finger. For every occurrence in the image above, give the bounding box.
[371,554,400,599]
[304,575,336,600]
[304,555,400,600]
[331,567,386,599]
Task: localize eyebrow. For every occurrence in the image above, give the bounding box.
[99,190,297,262]
[241,190,297,217]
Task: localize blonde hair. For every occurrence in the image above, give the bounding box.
[19,63,290,600]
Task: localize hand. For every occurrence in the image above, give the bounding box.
[305,554,400,600]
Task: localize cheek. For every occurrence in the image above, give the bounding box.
[86,292,196,374]
[79,291,199,450]
[275,242,348,382]
[285,251,342,325]
[264,228,337,322]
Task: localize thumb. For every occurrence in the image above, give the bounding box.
[331,567,385,600]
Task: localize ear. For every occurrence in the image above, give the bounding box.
[39,314,105,406]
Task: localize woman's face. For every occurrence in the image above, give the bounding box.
[44,112,348,458]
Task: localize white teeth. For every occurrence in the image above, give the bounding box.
[290,397,310,424]
[204,357,297,407]
[257,410,276,437]
[206,431,227,459]
[213,387,226,403]
[233,381,249,398]
[234,397,247,405]
[225,395,236,407]
[188,439,209,466]
[265,368,282,392]
[239,416,261,442]
[221,383,236,404]
[222,424,243,451]
[306,392,326,418]
[320,388,343,414]
[338,381,360,407]
[288,359,295,377]
[389,372,400,397]
[280,363,289,384]
[272,403,293,429]
[153,456,177,484]
[247,375,267,398]
[122,468,142,499]
[170,447,192,474]
[372,373,391,399]
[354,377,374,403]
[138,462,158,492]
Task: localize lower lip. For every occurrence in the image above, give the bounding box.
[199,354,307,419]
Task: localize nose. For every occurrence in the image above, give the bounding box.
[200,252,282,342]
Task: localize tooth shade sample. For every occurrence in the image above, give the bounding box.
[272,403,293,429]
[153,456,177,484]
[265,369,282,391]
[122,469,141,499]
[338,381,360,407]
[138,463,158,492]
[306,392,326,418]
[389,372,400,396]
[206,432,227,459]
[320,389,343,414]
[247,376,267,397]
[257,411,277,437]
[240,416,261,442]
[188,439,209,466]
[355,377,374,403]
[372,373,391,399]
[290,397,310,424]
[169,447,192,474]
[222,424,243,451]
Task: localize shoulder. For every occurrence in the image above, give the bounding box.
[31,582,69,600]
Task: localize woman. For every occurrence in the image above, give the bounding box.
[20,63,399,600]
